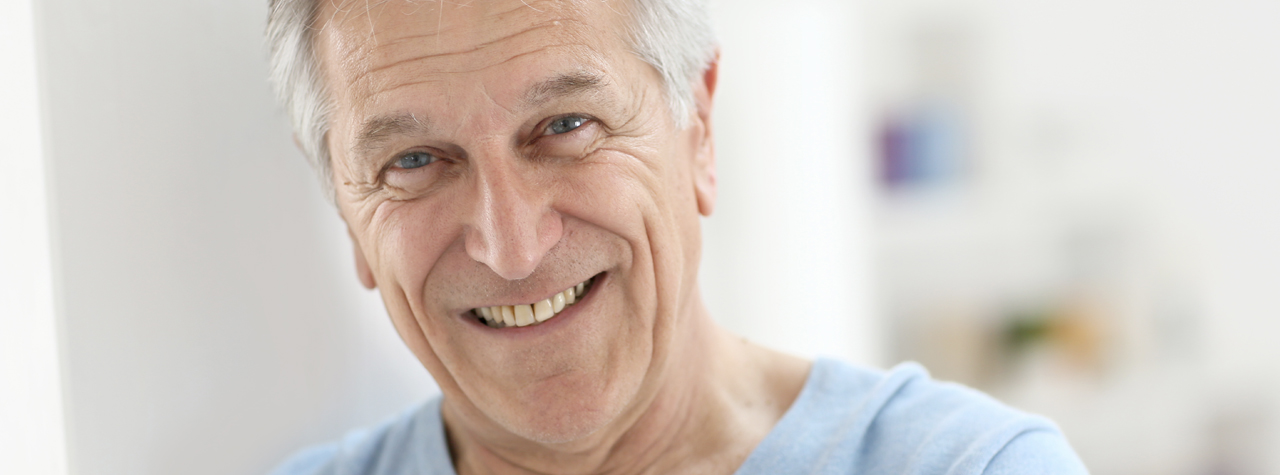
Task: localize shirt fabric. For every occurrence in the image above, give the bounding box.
[271,358,1089,475]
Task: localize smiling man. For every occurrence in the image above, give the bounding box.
[265,1,1087,474]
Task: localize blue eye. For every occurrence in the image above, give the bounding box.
[546,116,587,135]
[395,152,436,169]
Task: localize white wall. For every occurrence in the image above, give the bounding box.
[0,1,70,474]
[994,3,1280,472]
[36,1,434,474]
[864,1,1280,473]
[971,4,1280,474]
[703,0,880,366]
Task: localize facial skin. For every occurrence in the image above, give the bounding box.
[314,1,808,473]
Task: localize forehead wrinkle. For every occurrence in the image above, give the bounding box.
[352,22,562,83]
[361,42,598,104]
[324,0,634,151]
[321,0,584,65]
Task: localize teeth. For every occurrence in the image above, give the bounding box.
[500,305,515,327]
[514,304,534,326]
[552,292,565,313]
[473,277,593,329]
[534,299,554,322]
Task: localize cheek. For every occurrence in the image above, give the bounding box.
[561,149,688,304]
[558,158,659,248]
[369,199,464,318]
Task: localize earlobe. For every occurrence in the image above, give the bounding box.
[350,227,377,289]
[693,51,720,217]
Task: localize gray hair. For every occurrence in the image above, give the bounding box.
[266,0,717,202]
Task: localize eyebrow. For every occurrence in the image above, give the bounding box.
[351,71,609,156]
[523,71,608,107]
[353,113,428,157]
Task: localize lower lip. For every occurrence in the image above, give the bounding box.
[462,273,604,337]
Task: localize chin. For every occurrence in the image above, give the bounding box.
[506,408,613,445]
[491,369,642,445]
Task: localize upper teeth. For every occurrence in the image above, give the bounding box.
[474,278,591,328]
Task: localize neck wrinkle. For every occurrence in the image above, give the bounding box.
[596,318,721,475]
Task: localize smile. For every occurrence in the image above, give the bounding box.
[471,275,597,328]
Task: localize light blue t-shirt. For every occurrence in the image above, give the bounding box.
[272,359,1088,474]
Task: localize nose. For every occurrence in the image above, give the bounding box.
[464,152,563,281]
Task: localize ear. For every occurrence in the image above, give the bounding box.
[349,226,377,289]
[691,51,720,217]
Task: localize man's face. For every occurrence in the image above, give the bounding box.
[315,0,715,443]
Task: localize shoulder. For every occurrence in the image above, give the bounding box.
[775,359,1088,474]
[268,396,452,475]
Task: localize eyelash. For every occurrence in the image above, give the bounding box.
[393,151,437,170]
[542,115,591,136]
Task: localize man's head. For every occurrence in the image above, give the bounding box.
[266,0,721,446]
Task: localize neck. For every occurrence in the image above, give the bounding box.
[443,296,809,475]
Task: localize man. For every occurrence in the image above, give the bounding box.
[266,0,1088,473]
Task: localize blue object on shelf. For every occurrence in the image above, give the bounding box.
[879,100,968,190]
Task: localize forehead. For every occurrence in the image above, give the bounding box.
[314,0,633,112]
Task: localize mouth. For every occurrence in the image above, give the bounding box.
[470,274,599,329]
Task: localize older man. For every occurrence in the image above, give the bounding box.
[266,0,1086,473]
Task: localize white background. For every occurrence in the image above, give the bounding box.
[1,0,69,474]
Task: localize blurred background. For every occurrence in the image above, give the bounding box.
[2,0,1278,474]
